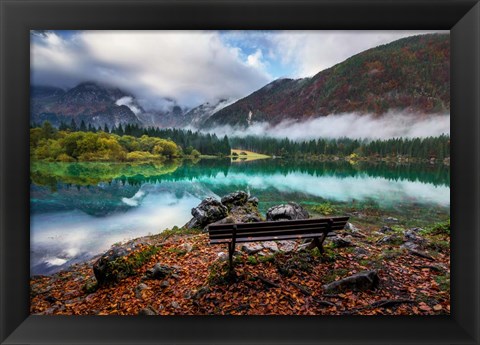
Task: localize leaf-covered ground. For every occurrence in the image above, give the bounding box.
[30,221,450,316]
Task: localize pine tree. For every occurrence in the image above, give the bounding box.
[70,118,78,132]
[80,120,87,132]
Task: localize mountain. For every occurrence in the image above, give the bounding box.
[31,82,142,128]
[202,33,450,129]
[182,98,236,128]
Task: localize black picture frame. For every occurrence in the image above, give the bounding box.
[1,0,479,344]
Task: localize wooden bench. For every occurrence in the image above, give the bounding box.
[207,216,350,273]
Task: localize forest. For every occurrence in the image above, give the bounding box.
[30,121,231,161]
[31,120,232,157]
[230,135,450,160]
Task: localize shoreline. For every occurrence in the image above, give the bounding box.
[30,193,450,316]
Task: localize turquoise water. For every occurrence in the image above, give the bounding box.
[30,159,450,275]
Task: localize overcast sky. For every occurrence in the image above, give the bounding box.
[31,30,446,110]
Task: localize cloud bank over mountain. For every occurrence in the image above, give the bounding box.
[204,112,450,141]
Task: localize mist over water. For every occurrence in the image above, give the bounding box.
[206,112,450,141]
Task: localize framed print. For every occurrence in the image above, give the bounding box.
[1,0,479,344]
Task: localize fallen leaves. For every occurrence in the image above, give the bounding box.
[30,228,450,316]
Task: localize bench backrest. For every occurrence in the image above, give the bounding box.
[207,216,350,243]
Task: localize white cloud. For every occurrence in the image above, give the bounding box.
[115,96,141,115]
[205,112,450,141]
[31,30,271,109]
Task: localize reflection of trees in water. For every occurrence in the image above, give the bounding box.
[228,160,449,187]
[30,158,449,190]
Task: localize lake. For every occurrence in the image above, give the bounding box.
[30,159,450,275]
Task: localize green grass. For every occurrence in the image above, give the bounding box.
[310,202,336,216]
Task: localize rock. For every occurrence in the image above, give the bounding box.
[401,241,420,251]
[217,252,228,262]
[404,229,427,247]
[135,283,149,299]
[185,197,228,229]
[247,196,259,207]
[179,243,193,253]
[330,236,355,248]
[192,286,210,300]
[323,270,379,293]
[138,306,157,315]
[266,202,309,221]
[378,226,394,234]
[171,301,180,309]
[278,240,296,252]
[377,234,403,245]
[221,191,249,209]
[146,263,175,280]
[383,217,399,223]
[240,214,262,223]
[93,246,130,286]
[353,247,369,258]
[207,216,235,228]
[347,211,366,218]
[241,244,263,255]
[296,243,311,252]
[345,222,358,232]
[160,280,170,288]
[262,241,279,253]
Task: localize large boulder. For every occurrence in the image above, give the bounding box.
[221,191,249,210]
[266,202,309,221]
[184,197,228,229]
[323,270,379,293]
[93,246,131,286]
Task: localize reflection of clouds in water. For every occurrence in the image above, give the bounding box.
[31,192,201,274]
[197,172,450,207]
[122,190,146,206]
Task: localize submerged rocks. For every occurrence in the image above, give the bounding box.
[323,270,379,293]
[185,197,228,229]
[266,202,309,221]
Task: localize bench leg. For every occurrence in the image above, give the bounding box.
[314,232,328,254]
[228,242,235,274]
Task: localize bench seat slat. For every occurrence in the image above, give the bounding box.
[208,216,349,231]
[208,220,348,235]
[210,232,329,244]
[209,224,347,239]
[209,222,329,234]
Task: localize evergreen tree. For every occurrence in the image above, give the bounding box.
[69,118,78,132]
[80,120,87,132]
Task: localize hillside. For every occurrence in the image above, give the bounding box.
[202,34,450,128]
[31,82,142,128]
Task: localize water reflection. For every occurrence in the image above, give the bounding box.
[30,159,450,275]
